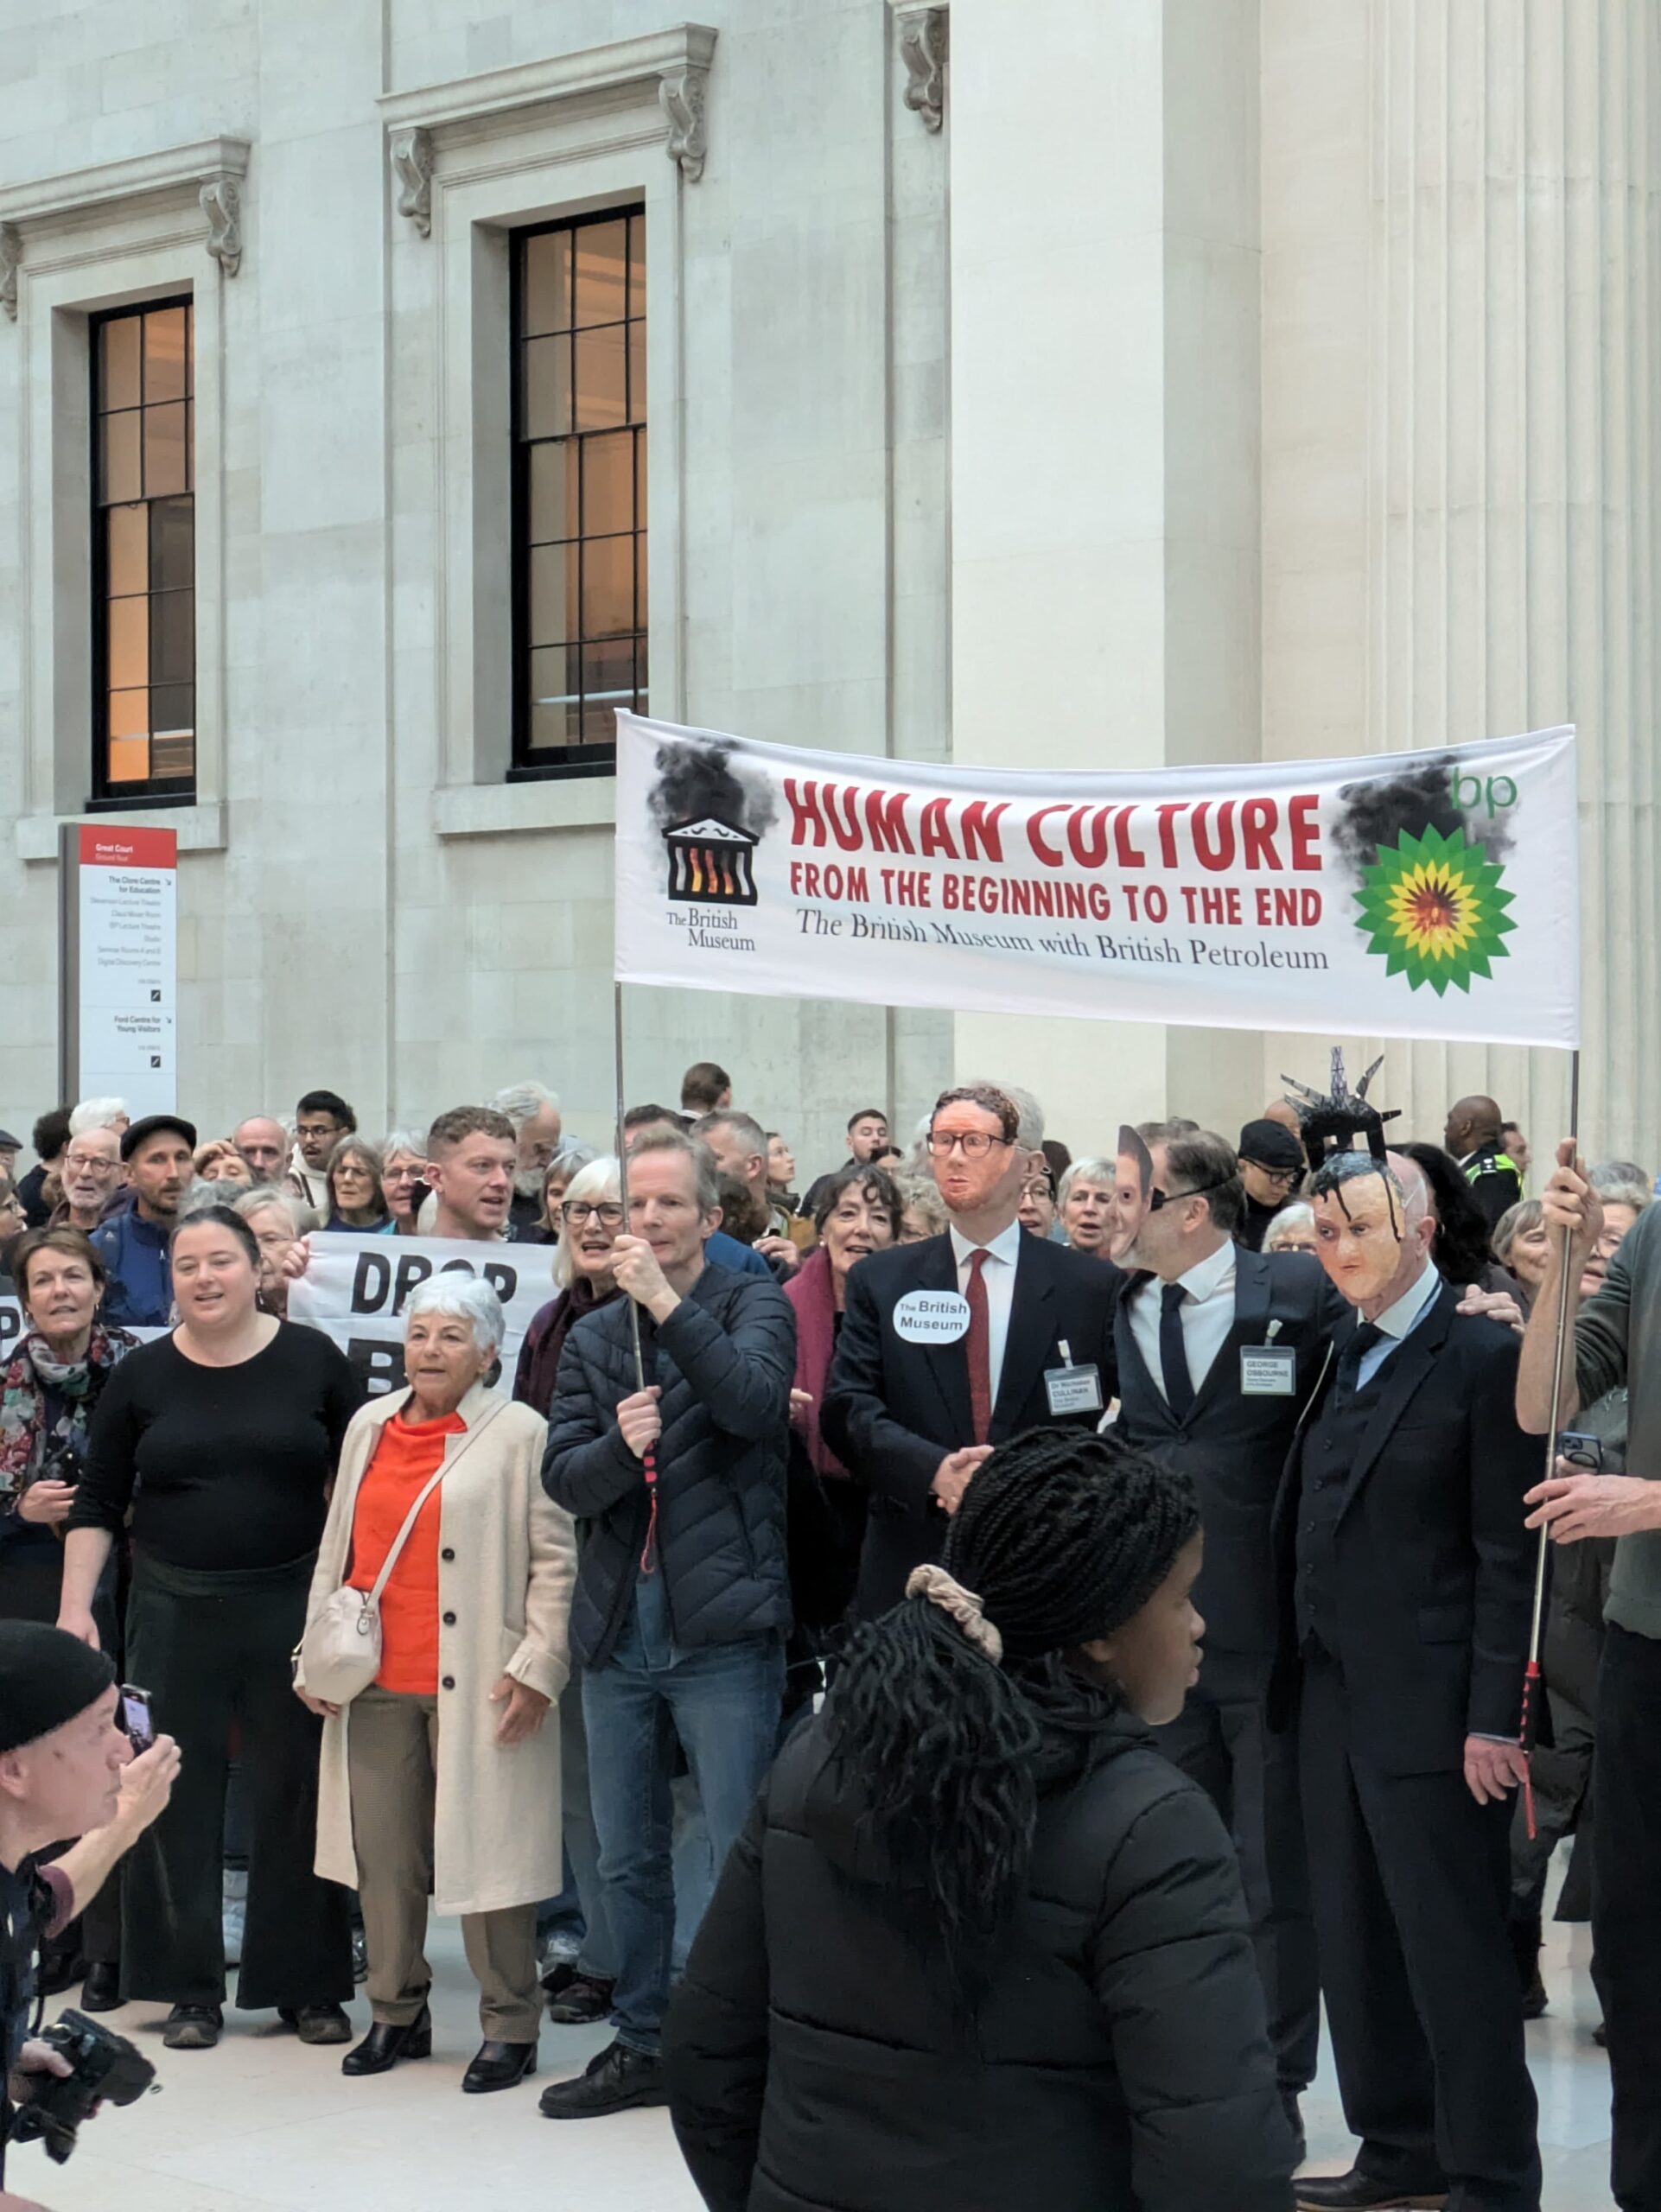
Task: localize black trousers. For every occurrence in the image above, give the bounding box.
[121,1551,352,2010]
[1152,1646,1319,2094]
[1593,1624,1661,2212]
[1300,1649,1540,2212]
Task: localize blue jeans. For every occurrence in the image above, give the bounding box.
[583,1573,783,2055]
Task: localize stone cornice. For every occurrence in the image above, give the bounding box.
[894,2,948,133]
[0,137,251,314]
[380,23,717,219]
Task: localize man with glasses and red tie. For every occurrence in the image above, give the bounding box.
[822,1084,1122,1619]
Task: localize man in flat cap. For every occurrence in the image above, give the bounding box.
[88,1115,197,1328]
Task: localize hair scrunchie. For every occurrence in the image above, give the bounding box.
[906,1564,1004,1664]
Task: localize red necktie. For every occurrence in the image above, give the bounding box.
[965,1249,992,1446]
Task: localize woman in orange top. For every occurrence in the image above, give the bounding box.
[297,1277,576,2097]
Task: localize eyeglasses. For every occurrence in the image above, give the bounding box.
[1244,1160,1301,1189]
[563,1200,624,1228]
[1148,1172,1236,1213]
[1020,1179,1056,1202]
[926,1131,1014,1160]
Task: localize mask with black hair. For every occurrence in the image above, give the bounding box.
[1308,1150,1412,1306]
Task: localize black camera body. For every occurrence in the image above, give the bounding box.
[9,2009,156,2165]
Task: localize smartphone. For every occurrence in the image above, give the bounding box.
[1556,1431,1605,1472]
[118,1684,155,1755]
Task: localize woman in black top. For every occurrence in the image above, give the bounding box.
[60,1204,361,2051]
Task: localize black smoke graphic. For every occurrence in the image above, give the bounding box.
[648,739,778,842]
[1328,752,1514,883]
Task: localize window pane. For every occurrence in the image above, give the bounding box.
[635,428,647,529]
[150,591,194,687]
[143,307,188,405]
[106,505,148,597]
[521,230,571,339]
[573,219,627,329]
[184,399,194,491]
[528,543,576,648]
[635,533,648,631]
[635,630,648,709]
[521,335,571,441]
[99,318,141,413]
[108,689,150,740]
[105,733,150,783]
[150,712,194,782]
[143,402,187,498]
[528,442,576,545]
[573,324,627,432]
[581,430,633,538]
[150,497,193,594]
[627,213,646,320]
[627,318,646,425]
[582,535,633,638]
[150,684,194,739]
[528,645,582,747]
[99,412,141,505]
[581,637,633,741]
[107,595,149,690]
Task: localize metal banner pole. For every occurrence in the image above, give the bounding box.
[1519,1046,1582,1840]
[614,981,659,1569]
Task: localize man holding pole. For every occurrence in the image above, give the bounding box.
[1519,1145,1661,2212]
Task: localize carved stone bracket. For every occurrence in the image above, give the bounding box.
[200,175,242,276]
[390,126,434,236]
[897,3,948,132]
[0,225,19,321]
[659,64,708,181]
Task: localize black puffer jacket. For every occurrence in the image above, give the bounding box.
[543,1264,797,1665]
[665,1694,1294,2212]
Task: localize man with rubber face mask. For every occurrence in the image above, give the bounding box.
[1273,1147,1541,2212]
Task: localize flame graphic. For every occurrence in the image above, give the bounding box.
[689,850,703,895]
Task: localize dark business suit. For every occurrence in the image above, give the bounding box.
[1114,1246,1342,2101]
[1270,1277,1541,2211]
[822,1231,1121,1618]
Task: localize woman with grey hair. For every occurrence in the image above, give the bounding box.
[1058,1158,1116,1259]
[299,1274,577,2096]
[379,1131,430,1237]
[1261,1201,1318,1258]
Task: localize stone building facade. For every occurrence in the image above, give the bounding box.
[0,0,1653,1170]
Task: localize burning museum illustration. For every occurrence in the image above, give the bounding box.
[664,817,760,906]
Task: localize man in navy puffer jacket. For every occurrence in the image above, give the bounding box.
[541,1126,795,2121]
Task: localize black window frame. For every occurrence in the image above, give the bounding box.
[87,292,197,810]
[508,206,648,783]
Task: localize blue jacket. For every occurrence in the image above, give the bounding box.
[89,1209,172,1327]
[707,1230,770,1279]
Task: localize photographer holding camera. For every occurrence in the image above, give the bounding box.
[0,1622,179,2210]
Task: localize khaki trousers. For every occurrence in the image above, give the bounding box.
[347,1685,540,2042]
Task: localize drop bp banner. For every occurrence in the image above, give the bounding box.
[614,715,1581,1050]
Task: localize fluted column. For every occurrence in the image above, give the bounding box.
[1263,0,1661,1166]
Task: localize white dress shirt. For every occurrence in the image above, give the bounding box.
[949,1218,1024,1408]
[1352,1262,1442,1389]
[1130,1238,1239,1404]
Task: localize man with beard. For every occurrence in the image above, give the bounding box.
[822,1083,1121,1617]
[1111,1124,1340,2160]
[89,1115,196,1325]
[51,1127,124,1234]
[1273,1148,1540,2212]
[491,1083,564,1237]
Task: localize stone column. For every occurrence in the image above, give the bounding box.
[1263,0,1661,1166]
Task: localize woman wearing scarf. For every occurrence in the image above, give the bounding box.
[0,1224,138,2011]
[783,1164,901,1653]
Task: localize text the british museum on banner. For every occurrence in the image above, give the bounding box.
[614,714,1581,1050]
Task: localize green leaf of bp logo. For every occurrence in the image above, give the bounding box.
[1355,824,1517,995]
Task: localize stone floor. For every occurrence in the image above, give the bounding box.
[23,1904,1614,2210]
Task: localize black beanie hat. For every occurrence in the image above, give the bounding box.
[0,1623,117,1755]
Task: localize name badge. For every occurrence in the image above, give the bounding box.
[894,1289,971,1344]
[1240,1345,1297,1397]
[1046,1364,1104,1416]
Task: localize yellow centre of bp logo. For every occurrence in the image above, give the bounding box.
[1354,823,1516,995]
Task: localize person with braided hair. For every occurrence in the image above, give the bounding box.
[663,1427,1295,2212]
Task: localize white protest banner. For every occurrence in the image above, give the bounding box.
[0,1300,164,1363]
[614,713,1581,1049]
[288,1235,557,1396]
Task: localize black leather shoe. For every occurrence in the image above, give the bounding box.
[461,2038,538,2094]
[538,2038,667,2119]
[544,1968,615,2025]
[80,1963,123,2013]
[163,2004,224,2050]
[341,2007,432,2076]
[1295,2171,1448,2210]
[280,2002,353,2045]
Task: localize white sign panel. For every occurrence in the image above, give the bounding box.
[289,1233,558,1396]
[62,824,178,1117]
[614,714,1582,1051]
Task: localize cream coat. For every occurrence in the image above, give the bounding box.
[300,1381,576,1916]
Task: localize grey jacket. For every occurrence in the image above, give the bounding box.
[1573,1202,1661,1639]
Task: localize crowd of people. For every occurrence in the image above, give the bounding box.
[0,1060,1655,2212]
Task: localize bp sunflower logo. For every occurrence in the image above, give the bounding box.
[1354,824,1517,995]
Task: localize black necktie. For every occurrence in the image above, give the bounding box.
[1160,1281,1195,1420]
[1337,1321,1385,1397]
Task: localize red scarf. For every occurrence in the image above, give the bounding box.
[785,1247,845,1478]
